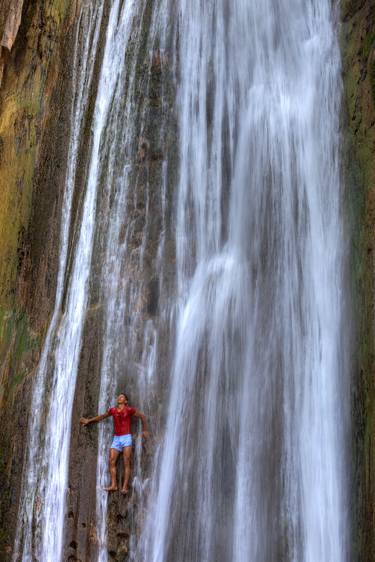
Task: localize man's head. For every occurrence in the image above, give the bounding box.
[117,393,128,405]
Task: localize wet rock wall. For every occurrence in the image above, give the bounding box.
[64,6,178,559]
[341,0,375,560]
[0,1,82,558]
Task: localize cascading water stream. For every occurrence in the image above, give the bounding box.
[36,5,132,556]
[93,3,174,559]
[93,3,153,559]
[138,1,348,561]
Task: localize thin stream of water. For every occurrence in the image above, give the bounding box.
[12,4,104,560]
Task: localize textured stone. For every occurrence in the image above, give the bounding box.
[341,0,375,559]
[0,1,84,559]
[1,1,24,51]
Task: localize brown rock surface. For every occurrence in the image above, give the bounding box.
[341,0,375,559]
[0,0,83,558]
[1,0,24,51]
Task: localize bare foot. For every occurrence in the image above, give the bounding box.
[103,486,118,492]
[121,487,129,495]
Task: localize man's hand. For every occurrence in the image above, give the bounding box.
[80,412,109,426]
[141,431,150,439]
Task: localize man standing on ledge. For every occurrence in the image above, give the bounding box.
[80,393,149,494]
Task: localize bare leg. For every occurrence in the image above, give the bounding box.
[104,448,120,491]
[121,446,132,494]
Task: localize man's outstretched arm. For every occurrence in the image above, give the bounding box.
[80,412,110,426]
[133,410,150,438]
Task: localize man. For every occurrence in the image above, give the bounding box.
[80,393,149,494]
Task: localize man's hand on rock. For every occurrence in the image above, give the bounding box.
[80,417,89,426]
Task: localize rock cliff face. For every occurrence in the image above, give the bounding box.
[0,0,81,557]
[0,0,374,560]
[341,0,375,560]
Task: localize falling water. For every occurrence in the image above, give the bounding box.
[13,0,348,561]
[93,2,175,558]
[139,1,348,562]
[93,2,157,559]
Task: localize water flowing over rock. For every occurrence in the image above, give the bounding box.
[138,1,349,561]
[0,0,358,560]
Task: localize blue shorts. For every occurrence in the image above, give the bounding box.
[111,434,132,451]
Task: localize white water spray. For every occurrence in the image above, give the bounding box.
[139,1,347,561]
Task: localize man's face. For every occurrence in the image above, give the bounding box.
[117,394,127,405]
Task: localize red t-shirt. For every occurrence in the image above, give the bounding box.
[108,406,136,436]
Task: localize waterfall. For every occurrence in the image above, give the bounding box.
[139,1,348,561]
[13,0,348,561]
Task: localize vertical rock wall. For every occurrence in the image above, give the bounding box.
[0,1,81,558]
[341,1,375,560]
[64,9,178,559]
